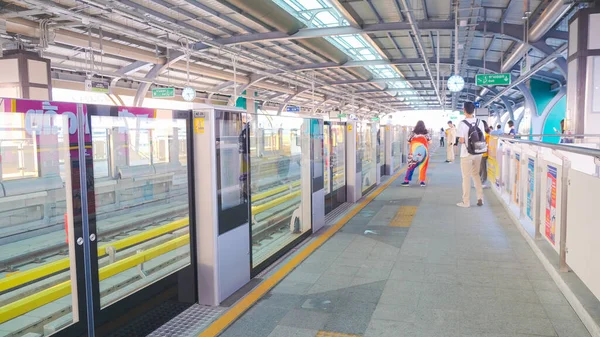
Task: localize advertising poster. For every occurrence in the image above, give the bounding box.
[513,153,520,204]
[545,165,558,244]
[527,158,535,220]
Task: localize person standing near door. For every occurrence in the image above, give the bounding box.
[445,121,456,163]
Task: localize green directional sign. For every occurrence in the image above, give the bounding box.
[371,117,380,122]
[338,113,347,118]
[476,73,511,86]
[152,87,175,98]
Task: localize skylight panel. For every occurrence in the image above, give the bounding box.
[315,11,338,26]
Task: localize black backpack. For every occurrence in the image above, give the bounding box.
[462,119,488,155]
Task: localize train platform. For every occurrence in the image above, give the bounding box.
[189,150,591,337]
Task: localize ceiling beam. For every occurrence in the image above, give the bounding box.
[193,21,567,50]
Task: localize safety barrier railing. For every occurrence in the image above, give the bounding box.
[0,177,309,296]
[489,135,600,302]
[0,234,189,324]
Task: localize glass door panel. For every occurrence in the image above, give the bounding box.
[249,113,310,271]
[0,99,89,336]
[329,123,346,212]
[84,106,193,311]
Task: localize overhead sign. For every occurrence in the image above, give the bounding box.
[474,101,480,108]
[152,87,175,98]
[371,117,380,122]
[85,80,110,93]
[286,106,300,113]
[338,113,347,118]
[476,73,511,86]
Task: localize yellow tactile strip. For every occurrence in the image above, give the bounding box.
[389,206,418,227]
[316,331,362,337]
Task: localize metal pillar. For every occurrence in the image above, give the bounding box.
[566,8,600,135]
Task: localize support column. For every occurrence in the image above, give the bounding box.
[566,8,600,135]
[346,121,361,203]
[0,50,51,100]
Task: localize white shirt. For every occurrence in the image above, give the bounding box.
[457,117,486,157]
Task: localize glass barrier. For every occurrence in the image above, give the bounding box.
[0,99,194,336]
[392,125,402,171]
[0,100,78,335]
[86,106,191,309]
[324,122,346,213]
[489,136,600,303]
[359,122,377,193]
[249,113,309,269]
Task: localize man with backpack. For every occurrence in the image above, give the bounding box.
[457,102,487,208]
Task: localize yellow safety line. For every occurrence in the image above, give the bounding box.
[0,235,189,324]
[389,206,417,227]
[198,167,408,337]
[0,219,189,293]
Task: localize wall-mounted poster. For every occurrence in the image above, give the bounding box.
[527,158,535,220]
[545,165,558,244]
[513,153,520,205]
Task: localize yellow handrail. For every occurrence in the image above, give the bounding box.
[251,181,300,202]
[0,219,189,293]
[0,235,189,324]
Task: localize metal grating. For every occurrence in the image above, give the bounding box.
[325,203,354,225]
[146,304,224,337]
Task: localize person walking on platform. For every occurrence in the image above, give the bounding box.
[480,120,491,189]
[457,102,487,208]
[401,121,432,187]
[440,127,445,147]
[445,121,456,163]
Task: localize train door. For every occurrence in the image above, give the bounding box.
[324,121,347,214]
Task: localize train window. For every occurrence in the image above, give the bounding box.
[92,128,110,178]
[152,129,170,164]
[128,128,151,166]
[0,112,39,181]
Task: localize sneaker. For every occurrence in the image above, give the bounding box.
[420,182,426,187]
[401,182,410,187]
[456,202,470,208]
[477,199,484,206]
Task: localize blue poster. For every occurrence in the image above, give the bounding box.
[527,158,535,220]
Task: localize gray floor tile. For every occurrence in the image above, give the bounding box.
[551,320,592,337]
[536,290,570,305]
[271,280,314,295]
[266,326,318,337]
[279,309,330,330]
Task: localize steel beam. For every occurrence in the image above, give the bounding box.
[192,21,567,50]
[133,51,185,107]
[278,88,310,115]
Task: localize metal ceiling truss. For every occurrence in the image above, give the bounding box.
[0,0,572,112]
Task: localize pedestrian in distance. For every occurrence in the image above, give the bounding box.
[401,120,432,187]
[480,120,491,189]
[440,127,445,147]
[445,121,456,163]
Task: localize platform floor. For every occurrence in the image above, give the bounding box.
[219,151,591,337]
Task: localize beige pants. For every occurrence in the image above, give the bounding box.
[460,154,484,205]
[446,141,455,161]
